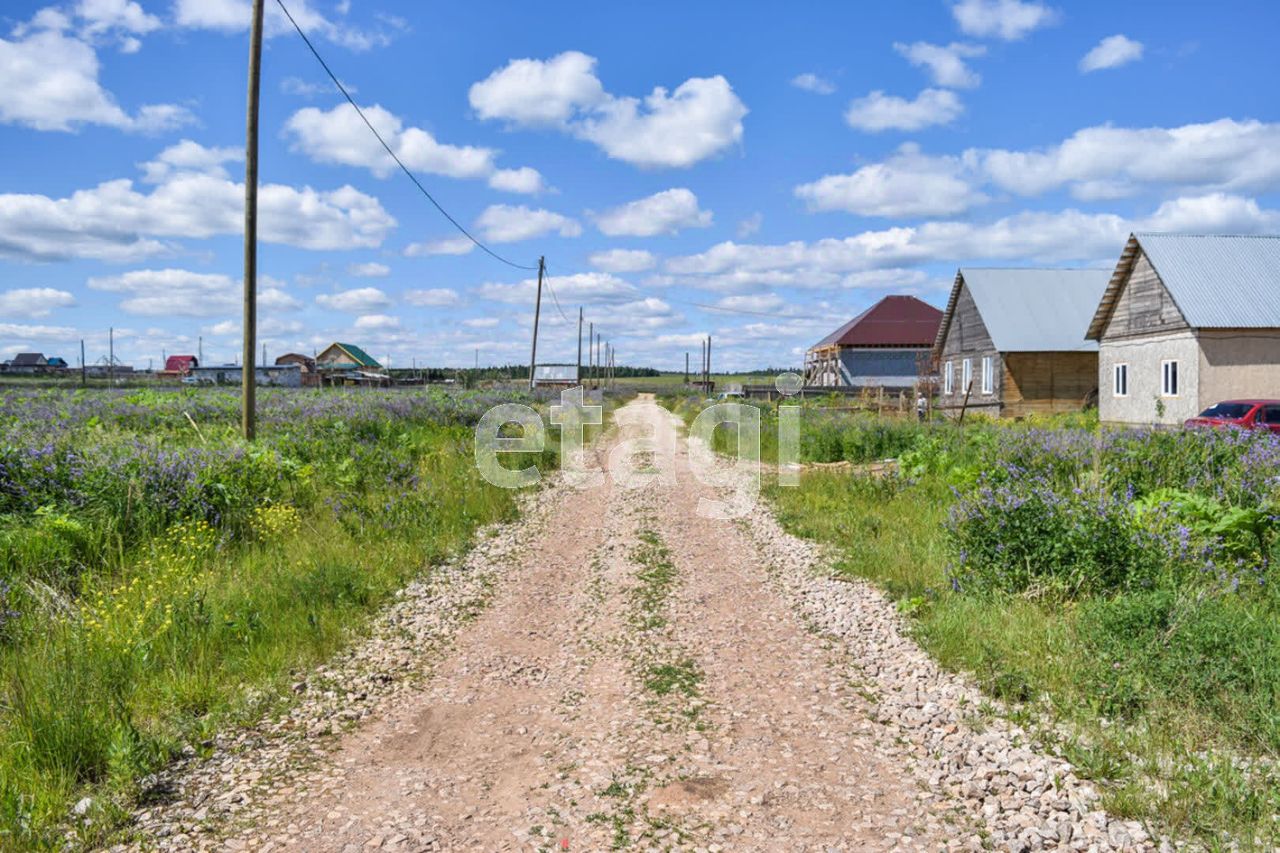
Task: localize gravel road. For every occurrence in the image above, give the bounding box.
[116,396,1158,852]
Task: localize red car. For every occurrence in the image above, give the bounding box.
[1184,400,1280,433]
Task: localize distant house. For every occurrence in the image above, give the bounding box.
[276,353,319,386]
[188,364,302,387]
[934,268,1110,418]
[315,342,382,372]
[1086,233,1280,426]
[275,353,316,373]
[533,363,579,388]
[163,354,198,375]
[804,295,942,389]
[9,353,47,374]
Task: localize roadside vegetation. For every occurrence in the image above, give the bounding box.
[0,386,580,850]
[667,392,1280,849]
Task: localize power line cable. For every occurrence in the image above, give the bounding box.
[540,264,572,324]
[273,0,539,272]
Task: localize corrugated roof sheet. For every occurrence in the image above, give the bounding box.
[940,268,1110,353]
[1134,233,1280,328]
[810,295,942,350]
[534,364,578,381]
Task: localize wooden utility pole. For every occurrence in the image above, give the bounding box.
[576,307,583,386]
[80,339,86,386]
[707,336,712,388]
[587,321,594,389]
[241,0,265,441]
[684,351,689,385]
[527,256,546,391]
[108,327,114,386]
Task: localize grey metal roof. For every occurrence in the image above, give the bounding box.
[938,268,1110,353]
[533,364,579,382]
[1133,233,1280,328]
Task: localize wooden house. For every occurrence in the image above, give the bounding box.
[275,352,319,386]
[316,342,382,372]
[8,353,47,374]
[804,295,942,389]
[1086,233,1280,426]
[933,268,1110,418]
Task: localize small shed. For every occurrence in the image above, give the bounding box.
[934,268,1110,418]
[45,356,68,369]
[533,363,579,388]
[804,295,942,389]
[1087,233,1280,425]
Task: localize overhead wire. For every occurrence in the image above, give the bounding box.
[273,0,539,272]
[540,264,572,324]
[277,0,831,333]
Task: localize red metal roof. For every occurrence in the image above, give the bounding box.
[811,295,943,349]
[165,355,198,372]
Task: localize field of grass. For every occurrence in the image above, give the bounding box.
[0,386,585,850]
[669,395,1280,848]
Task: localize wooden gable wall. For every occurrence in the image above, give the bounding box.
[1100,250,1189,340]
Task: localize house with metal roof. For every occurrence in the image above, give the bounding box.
[804,295,942,389]
[315,342,382,371]
[1086,233,1280,426]
[7,353,48,374]
[933,268,1110,418]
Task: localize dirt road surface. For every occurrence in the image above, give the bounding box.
[121,396,1154,852]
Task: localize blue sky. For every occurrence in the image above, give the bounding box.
[1,0,1278,371]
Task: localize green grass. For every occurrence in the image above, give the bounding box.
[766,470,1280,849]
[0,403,596,850]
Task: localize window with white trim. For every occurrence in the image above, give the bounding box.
[962,358,973,393]
[981,356,993,395]
[1161,359,1179,397]
[1113,363,1128,397]
[943,361,953,395]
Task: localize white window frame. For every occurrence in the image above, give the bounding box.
[962,358,973,393]
[943,360,953,395]
[1161,359,1179,397]
[1113,363,1129,398]
[981,356,993,395]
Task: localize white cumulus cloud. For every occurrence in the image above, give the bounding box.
[1080,35,1144,73]
[316,287,392,313]
[588,249,657,273]
[347,262,390,277]
[594,189,713,237]
[0,287,77,318]
[892,42,986,88]
[0,155,397,262]
[0,15,192,132]
[951,0,1059,41]
[845,88,963,132]
[795,144,982,217]
[790,73,836,94]
[469,51,747,169]
[475,205,581,243]
[404,288,461,307]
